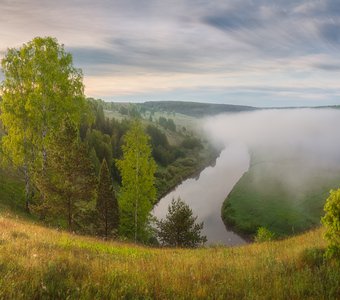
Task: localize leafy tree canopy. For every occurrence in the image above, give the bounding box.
[0,37,90,211]
[322,189,340,258]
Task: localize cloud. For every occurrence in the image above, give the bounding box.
[68,47,118,66]
[203,7,262,31]
[319,22,340,44]
[313,62,340,71]
[0,0,340,106]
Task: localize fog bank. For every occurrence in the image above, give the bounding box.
[204,108,340,168]
[203,108,340,201]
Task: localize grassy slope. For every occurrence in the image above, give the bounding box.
[0,216,339,299]
[223,159,340,238]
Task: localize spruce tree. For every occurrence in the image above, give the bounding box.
[96,159,119,238]
[156,198,207,248]
[35,116,97,230]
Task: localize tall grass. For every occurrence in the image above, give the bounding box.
[0,215,338,299]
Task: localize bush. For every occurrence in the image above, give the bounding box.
[321,189,340,259]
[254,227,275,242]
[299,247,326,267]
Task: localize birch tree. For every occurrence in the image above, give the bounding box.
[116,121,156,242]
[0,37,88,211]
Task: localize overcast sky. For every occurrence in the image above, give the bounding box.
[1,0,340,107]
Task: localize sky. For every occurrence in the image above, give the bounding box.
[1,0,340,107]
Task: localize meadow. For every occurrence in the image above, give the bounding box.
[223,158,340,238]
[0,215,338,299]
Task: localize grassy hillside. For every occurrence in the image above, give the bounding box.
[0,216,338,299]
[223,158,340,238]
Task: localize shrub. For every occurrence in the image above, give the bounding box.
[254,227,275,242]
[321,189,340,259]
[299,247,326,267]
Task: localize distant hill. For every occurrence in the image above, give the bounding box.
[140,101,257,117]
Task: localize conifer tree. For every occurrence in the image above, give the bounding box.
[156,198,207,248]
[96,159,119,238]
[35,116,96,230]
[116,121,156,242]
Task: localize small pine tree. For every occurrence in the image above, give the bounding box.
[156,198,207,248]
[96,159,119,238]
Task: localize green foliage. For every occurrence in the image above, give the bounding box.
[34,117,97,230]
[0,36,87,167]
[156,198,207,247]
[255,227,276,242]
[89,148,100,175]
[146,125,182,166]
[181,137,203,150]
[142,101,255,117]
[86,129,113,167]
[223,158,340,238]
[0,37,89,210]
[322,189,340,258]
[116,121,156,242]
[0,168,26,215]
[96,159,119,238]
[146,125,169,148]
[299,247,326,268]
[158,117,176,131]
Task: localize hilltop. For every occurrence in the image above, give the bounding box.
[140,101,257,117]
[0,215,338,299]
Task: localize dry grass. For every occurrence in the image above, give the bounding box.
[0,214,339,299]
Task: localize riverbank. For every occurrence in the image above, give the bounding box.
[155,143,221,201]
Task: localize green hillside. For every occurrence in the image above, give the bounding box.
[0,216,338,299]
[223,157,340,238]
[140,101,257,117]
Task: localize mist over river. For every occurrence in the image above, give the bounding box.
[153,143,250,245]
[153,108,340,246]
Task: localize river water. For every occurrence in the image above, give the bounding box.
[152,143,250,246]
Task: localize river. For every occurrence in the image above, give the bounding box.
[152,143,250,246]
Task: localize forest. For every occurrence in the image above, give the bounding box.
[0,37,217,245]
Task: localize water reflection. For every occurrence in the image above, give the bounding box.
[153,143,250,246]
